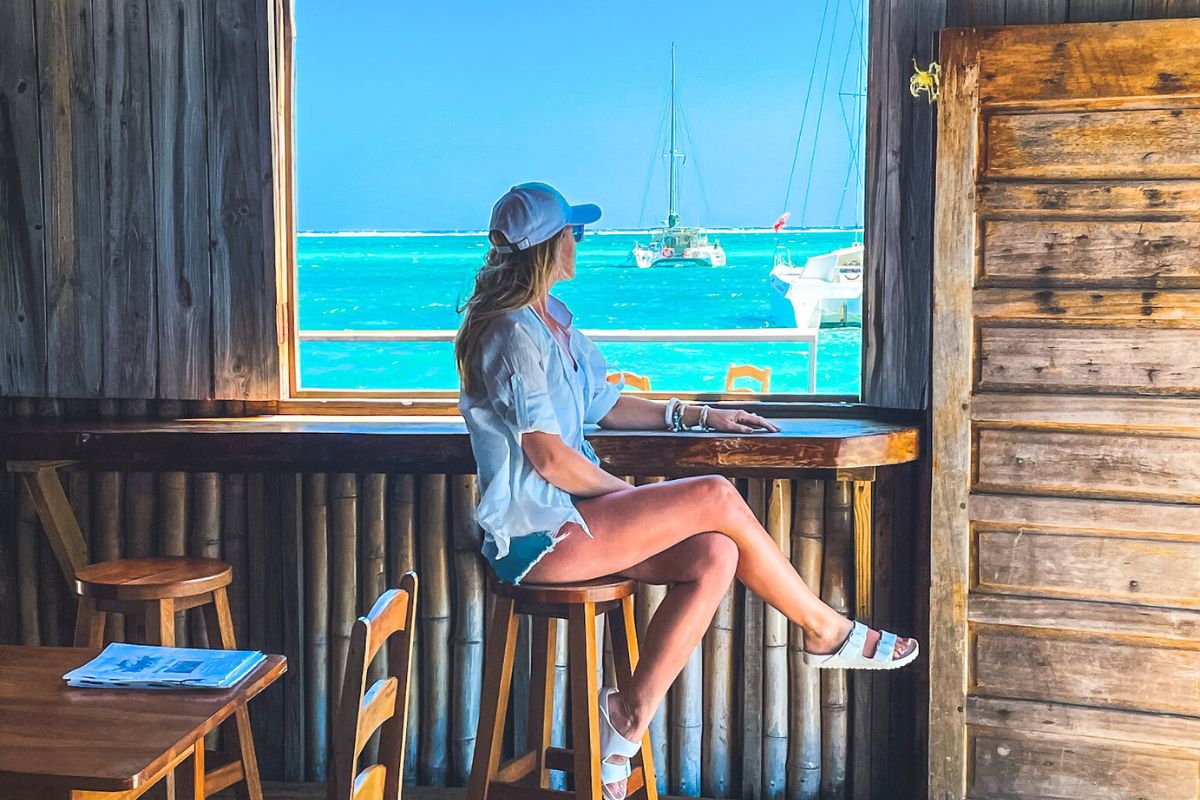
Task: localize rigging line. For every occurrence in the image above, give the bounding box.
[781,0,834,216]
[678,101,713,224]
[833,93,864,227]
[798,0,845,227]
[637,88,672,227]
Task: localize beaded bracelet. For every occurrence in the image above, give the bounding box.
[670,401,686,432]
[664,397,681,430]
[698,404,712,432]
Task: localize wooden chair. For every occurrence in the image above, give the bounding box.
[725,363,771,394]
[74,556,264,799]
[329,574,419,800]
[607,371,652,392]
[468,575,658,800]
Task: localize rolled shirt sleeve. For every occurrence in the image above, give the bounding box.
[479,320,562,436]
[579,333,622,425]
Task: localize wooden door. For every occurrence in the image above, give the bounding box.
[930,18,1200,800]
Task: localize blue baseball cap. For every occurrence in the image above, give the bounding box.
[488,182,602,254]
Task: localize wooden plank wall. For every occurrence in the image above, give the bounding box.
[0,0,281,401]
[930,15,1200,800]
[0,398,923,798]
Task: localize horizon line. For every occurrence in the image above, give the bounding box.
[297,225,865,237]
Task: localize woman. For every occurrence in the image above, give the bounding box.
[456,182,917,800]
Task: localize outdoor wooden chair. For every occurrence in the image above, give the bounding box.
[328,573,419,800]
[725,363,771,393]
[607,371,652,391]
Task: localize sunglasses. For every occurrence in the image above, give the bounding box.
[571,225,586,243]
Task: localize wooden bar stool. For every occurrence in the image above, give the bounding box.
[467,575,658,800]
[74,555,264,800]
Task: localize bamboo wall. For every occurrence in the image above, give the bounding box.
[0,398,924,798]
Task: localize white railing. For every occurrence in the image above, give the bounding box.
[298,328,820,393]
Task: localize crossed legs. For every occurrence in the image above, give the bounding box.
[523,475,915,774]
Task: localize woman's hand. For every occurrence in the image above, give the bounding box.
[705,408,781,434]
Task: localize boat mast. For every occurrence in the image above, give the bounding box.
[667,42,680,228]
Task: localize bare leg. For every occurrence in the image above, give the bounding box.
[524,476,915,733]
[560,531,738,799]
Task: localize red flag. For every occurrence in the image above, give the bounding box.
[773,211,791,232]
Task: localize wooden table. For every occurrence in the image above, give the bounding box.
[0,645,286,799]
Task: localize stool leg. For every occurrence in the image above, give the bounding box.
[467,595,519,800]
[568,602,601,800]
[178,741,205,800]
[608,596,659,800]
[527,616,558,788]
[145,599,176,646]
[74,596,106,648]
[203,587,263,800]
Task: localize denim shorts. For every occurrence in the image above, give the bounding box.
[482,527,569,585]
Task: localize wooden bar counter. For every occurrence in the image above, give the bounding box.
[0,414,919,476]
[0,411,922,796]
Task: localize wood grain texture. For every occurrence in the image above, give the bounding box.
[978,179,1200,213]
[972,627,1200,715]
[0,416,921,474]
[149,0,212,399]
[974,426,1200,502]
[37,0,103,397]
[987,107,1200,179]
[204,0,279,400]
[968,730,1198,799]
[0,0,47,396]
[977,18,1200,102]
[95,0,157,398]
[980,219,1200,287]
[974,524,1200,607]
[928,28,979,800]
[862,0,944,410]
[967,695,1200,750]
[0,644,284,793]
[977,324,1200,394]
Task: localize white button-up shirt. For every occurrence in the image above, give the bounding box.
[459,295,623,560]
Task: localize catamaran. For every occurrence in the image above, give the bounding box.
[630,45,726,269]
[767,0,866,326]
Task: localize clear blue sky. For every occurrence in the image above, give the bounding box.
[295,0,867,232]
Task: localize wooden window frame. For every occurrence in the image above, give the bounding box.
[272,9,868,414]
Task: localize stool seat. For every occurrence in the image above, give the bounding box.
[490,574,636,605]
[74,556,233,601]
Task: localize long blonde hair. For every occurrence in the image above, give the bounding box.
[455,232,563,397]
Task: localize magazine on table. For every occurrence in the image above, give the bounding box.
[64,642,266,690]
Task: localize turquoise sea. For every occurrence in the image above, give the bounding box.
[297,229,863,395]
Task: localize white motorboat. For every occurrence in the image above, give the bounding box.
[768,243,863,328]
[629,44,726,269]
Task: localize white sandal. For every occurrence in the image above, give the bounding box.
[803,620,919,670]
[597,687,641,800]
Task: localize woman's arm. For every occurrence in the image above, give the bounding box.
[521,432,632,497]
[597,395,781,434]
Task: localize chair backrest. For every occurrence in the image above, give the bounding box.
[607,371,652,391]
[328,573,419,800]
[725,364,771,394]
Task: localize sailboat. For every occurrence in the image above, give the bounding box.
[767,0,866,327]
[630,45,726,269]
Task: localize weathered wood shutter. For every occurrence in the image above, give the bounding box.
[930,18,1200,800]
